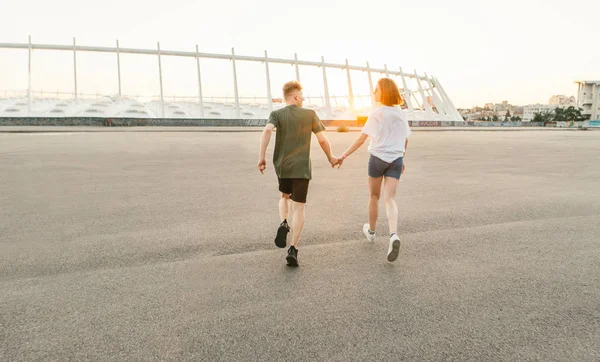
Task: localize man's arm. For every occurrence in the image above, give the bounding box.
[315,131,338,167]
[257,123,275,174]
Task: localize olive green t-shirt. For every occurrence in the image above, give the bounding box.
[268,105,326,180]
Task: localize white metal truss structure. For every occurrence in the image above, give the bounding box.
[0,37,462,121]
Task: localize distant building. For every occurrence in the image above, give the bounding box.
[512,106,524,116]
[576,81,600,121]
[493,102,508,113]
[523,104,557,122]
[549,95,576,106]
[482,100,521,115]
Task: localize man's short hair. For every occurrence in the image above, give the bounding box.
[283,81,302,98]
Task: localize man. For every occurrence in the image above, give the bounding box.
[258,81,339,266]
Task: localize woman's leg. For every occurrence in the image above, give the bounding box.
[368,176,383,231]
[383,176,399,235]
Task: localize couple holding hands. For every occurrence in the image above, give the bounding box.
[258,78,411,266]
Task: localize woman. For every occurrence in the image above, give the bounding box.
[338,78,411,262]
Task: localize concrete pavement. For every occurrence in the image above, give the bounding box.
[1,131,599,361]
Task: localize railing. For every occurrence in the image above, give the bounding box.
[0,37,463,121]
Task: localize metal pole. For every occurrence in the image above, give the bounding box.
[415,70,433,119]
[195,44,204,117]
[27,35,32,112]
[398,66,415,119]
[116,40,122,98]
[321,56,332,119]
[425,72,449,121]
[384,64,390,78]
[157,42,165,118]
[366,61,375,107]
[431,76,449,112]
[345,59,355,110]
[434,76,462,121]
[429,87,447,121]
[424,74,445,121]
[294,53,300,82]
[0,41,442,78]
[265,50,273,112]
[73,37,78,102]
[231,47,240,118]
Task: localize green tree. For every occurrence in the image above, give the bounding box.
[553,106,588,123]
[511,116,522,122]
[492,114,500,122]
[553,107,566,123]
[504,110,511,122]
[564,106,588,122]
[532,111,554,126]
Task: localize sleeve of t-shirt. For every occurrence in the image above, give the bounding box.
[405,118,412,137]
[268,111,279,128]
[361,109,380,138]
[312,111,326,134]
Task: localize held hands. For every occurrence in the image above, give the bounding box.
[329,157,341,169]
[329,155,344,169]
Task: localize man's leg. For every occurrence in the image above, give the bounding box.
[279,193,291,222]
[286,179,308,266]
[290,201,305,247]
[285,200,304,267]
[275,180,292,248]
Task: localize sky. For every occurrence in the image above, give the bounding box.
[0,0,598,108]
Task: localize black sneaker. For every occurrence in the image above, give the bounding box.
[274,221,290,248]
[286,246,299,266]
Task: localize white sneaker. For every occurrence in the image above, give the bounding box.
[387,234,401,262]
[363,223,376,242]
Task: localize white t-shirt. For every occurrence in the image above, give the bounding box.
[361,106,411,163]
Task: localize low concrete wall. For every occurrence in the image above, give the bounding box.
[408,121,544,127]
[0,117,269,127]
[585,120,600,128]
[0,118,572,129]
[1,117,107,126]
[556,121,582,128]
[321,119,359,127]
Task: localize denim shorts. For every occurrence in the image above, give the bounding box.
[368,155,403,179]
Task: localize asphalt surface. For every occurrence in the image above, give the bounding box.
[1,131,599,361]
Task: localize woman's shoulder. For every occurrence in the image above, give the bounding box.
[380,106,406,119]
[368,106,384,118]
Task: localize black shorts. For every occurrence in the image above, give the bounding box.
[278,178,310,203]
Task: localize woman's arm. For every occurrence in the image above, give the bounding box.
[402,137,408,174]
[340,133,369,160]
